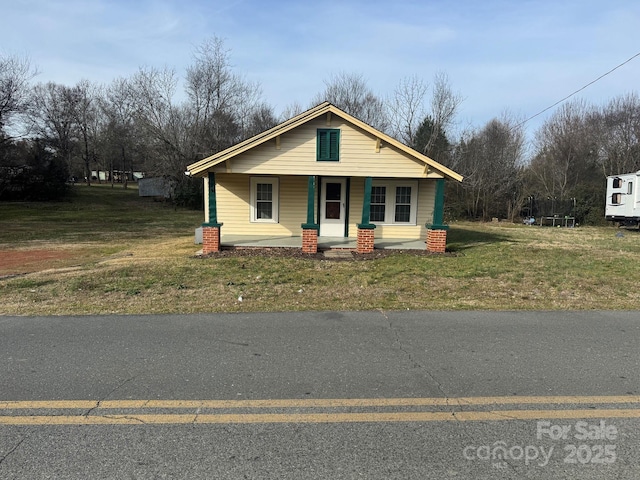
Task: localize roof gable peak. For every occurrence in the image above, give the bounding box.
[186,102,462,182]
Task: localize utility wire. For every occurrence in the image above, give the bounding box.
[516,50,640,129]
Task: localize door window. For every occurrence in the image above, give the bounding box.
[325,182,342,219]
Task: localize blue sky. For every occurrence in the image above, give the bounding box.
[3,0,640,140]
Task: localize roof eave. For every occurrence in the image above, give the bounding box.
[187,102,463,182]
[325,106,463,182]
[187,102,332,177]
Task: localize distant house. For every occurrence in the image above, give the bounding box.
[186,102,462,254]
[91,170,145,183]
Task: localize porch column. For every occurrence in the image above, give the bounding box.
[357,176,376,254]
[426,178,448,253]
[301,175,319,254]
[202,172,223,254]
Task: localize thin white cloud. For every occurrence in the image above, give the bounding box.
[2,0,640,138]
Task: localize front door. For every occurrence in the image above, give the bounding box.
[320,178,346,237]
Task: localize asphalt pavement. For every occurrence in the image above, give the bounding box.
[0,310,639,479]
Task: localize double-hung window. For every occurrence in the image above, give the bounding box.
[369,180,418,225]
[394,186,412,222]
[317,129,340,161]
[250,177,279,223]
[370,186,386,222]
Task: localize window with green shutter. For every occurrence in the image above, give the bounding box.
[317,129,340,161]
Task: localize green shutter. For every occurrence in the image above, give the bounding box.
[317,130,327,160]
[317,129,339,161]
[329,130,339,161]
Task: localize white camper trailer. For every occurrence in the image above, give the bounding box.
[606,171,640,226]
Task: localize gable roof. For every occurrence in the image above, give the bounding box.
[187,102,463,182]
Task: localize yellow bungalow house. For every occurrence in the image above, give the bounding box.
[186,102,462,254]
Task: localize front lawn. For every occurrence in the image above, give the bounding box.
[1,185,638,315]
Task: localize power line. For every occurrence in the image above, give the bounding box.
[516,50,640,129]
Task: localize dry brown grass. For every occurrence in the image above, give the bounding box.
[2,185,640,315]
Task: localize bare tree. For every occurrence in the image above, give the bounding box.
[130,66,178,145]
[126,39,275,206]
[450,115,526,220]
[279,101,305,121]
[244,102,278,138]
[128,65,188,179]
[387,75,429,146]
[73,80,102,185]
[597,92,640,176]
[311,72,389,131]
[100,77,140,185]
[386,72,462,163]
[0,54,37,144]
[29,82,79,176]
[185,37,265,155]
[530,100,598,200]
[424,72,463,157]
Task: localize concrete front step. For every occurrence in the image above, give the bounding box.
[322,250,354,259]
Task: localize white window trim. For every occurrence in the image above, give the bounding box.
[370,180,418,225]
[250,177,279,223]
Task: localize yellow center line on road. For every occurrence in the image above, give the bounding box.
[2,409,640,425]
[1,396,640,425]
[2,395,640,411]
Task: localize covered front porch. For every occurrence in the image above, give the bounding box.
[218,235,427,250]
[200,173,450,254]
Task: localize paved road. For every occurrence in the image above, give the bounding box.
[0,310,639,479]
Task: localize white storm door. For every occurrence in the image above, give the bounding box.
[320,178,346,237]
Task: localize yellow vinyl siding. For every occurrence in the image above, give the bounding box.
[188,103,462,182]
[347,178,364,237]
[215,174,309,236]
[211,118,434,178]
[212,173,435,240]
[347,178,435,239]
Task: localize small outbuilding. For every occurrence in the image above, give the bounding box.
[186,102,463,254]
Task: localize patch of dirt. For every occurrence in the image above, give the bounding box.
[200,247,454,261]
[0,249,77,277]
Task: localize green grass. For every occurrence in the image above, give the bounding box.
[1,184,640,315]
[0,184,202,243]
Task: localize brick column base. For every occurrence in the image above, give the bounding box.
[202,226,221,254]
[302,228,318,254]
[426,229,447,253]
[357,228,375,254]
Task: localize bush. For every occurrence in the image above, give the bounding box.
[572,183,606,226]
[173,176,204,210]
[0,140,70,201]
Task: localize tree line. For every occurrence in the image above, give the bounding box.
[2,37,640,224]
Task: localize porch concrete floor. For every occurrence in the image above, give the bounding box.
[220,235,426,250]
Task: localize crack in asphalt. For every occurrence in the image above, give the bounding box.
[379,309,450,399]
[377,311,520,476]
[84,375,137,417]
[193,407,201,425]
[101,415,147,424]
[379,310,476,428]
[0,436,26,467]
